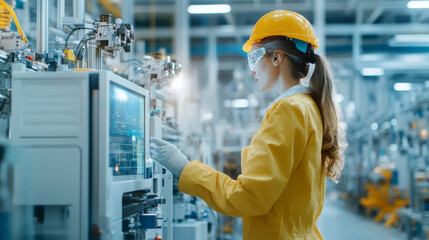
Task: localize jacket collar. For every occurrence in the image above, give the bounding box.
[265,84,310,112]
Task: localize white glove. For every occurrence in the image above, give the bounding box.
[149,137,189,177]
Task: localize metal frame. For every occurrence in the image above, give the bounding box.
[36,0,49,53]
[62,0,86,26]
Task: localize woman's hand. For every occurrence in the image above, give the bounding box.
[149,137,189,177]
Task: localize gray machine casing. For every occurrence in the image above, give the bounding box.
[10,70,151,239]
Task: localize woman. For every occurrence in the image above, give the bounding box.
[150,10,347,239]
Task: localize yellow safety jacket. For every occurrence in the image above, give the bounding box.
[179,94,325,240]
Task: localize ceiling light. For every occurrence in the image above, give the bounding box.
[389,34,429,47]
[231,99,249,108]
[393,34,429,43]
[394,83,412,91]
[187,4,231,14]
[408,1,429,8]
[223,98,258,108]
[361,67,384,76]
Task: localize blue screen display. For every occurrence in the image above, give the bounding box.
[109,83,145,176]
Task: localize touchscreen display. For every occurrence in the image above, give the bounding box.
[109,83,145,176]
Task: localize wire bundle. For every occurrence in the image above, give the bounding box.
[74,31,96,61]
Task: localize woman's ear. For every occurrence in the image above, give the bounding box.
[272,50,283,67]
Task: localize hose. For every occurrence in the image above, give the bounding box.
[0,0,28,42]
[74,31,96,62]
[0,5,11,28]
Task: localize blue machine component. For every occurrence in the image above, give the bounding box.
[139,214,157,229]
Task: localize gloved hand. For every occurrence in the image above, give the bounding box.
[149,137,189,177]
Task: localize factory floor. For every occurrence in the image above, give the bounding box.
[318,186,407,240]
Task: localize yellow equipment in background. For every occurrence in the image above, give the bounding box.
[360,169,409,227]
[0,3,11,28]
[0,0,28,42]
[97,0,120,18]
[62,49,76,64]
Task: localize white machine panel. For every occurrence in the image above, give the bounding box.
[10,71,91,240]
[11,72,89,138]
[12,147,81,205]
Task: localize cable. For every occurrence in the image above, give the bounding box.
[76,32,94,53]
[75,38,93,61]
[0,0,27,42]
[74,32,96,61]
[125,58,144,65]
[0,5,11,28]
[65,27,93,48]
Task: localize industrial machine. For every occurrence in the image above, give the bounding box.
[9,70,164,239]
[74,13,134,70]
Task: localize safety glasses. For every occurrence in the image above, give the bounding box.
[247,47,266,71]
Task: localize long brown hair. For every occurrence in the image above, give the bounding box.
[261,36,347,183]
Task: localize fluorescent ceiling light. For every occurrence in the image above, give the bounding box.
[361,67,384,76]
[389,34,429,47]
[231,99,249,108]
[223,99,258,108]
[394,83,412,91]
[392,34,429,43]
[408,1,429,8]
[187,4,231,14]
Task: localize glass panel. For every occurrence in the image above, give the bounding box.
[64,0,73,18]
[109,83,145,176]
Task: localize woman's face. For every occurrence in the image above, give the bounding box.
[249,44,279,92]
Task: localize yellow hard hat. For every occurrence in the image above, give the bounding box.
[242,10,319,53]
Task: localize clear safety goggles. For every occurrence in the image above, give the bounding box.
[247,47,266,71]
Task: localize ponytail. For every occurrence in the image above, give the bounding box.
[309,54,347,183]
